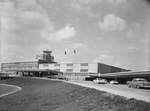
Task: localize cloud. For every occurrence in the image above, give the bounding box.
[98,13,127,31]
[126,23,141,39]
[0,1,53,41]
[93,54,114,63]
[0,1,53,62]
[126,29,137,39]
[1,44,21,62]
[93,54,122,67]
[126,46,142,52]
[54,54,69,63]
[64,43,87,53]
[108,0,126,5]
[0,1,52,31]
[71,43,87,49]
[43,25,76,41]
[74,0,100,4]
[36,44,52,53]
[71,2,83,11]
[16,0,44,12]
[113,63,121,67]
[139,39,150,43]
[72,0,126,5]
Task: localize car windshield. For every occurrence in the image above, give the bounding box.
[138,79,147,82]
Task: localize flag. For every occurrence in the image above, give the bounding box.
[65,51,67,55]
[74,50,76,54]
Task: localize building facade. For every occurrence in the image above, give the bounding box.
[1,51,56,73]
[1,60,38,72]
[39,62,129,80]
[1,50,130,80]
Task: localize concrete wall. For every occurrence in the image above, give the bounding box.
[88,63,98,73]
[39,63,98,73]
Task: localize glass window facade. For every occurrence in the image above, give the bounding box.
[1,61,38,72]
[66,69,73,72]
[80,63,88,66]
[80,69,88,72]
[54,64,60,66]
[66,64,73,66]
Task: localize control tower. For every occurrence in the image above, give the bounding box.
[40,50,54,62]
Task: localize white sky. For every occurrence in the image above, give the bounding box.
[0,0,150,71]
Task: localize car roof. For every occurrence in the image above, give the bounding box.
[133,78,146,80]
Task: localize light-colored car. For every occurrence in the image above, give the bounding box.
[127,78,150,89]
[93,78,108,84]
[110,80,118,84]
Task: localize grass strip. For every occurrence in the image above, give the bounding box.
[0,77,150,111]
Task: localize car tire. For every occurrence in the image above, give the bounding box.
[136,85,140,89]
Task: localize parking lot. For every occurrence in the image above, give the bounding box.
[69,80,150,102]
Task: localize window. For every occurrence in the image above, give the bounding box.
[54,64,60,66]
[54,69,60,71]
[80,69,88,72]
[43,64,48,67]
[66,69,73,72]
[80,63,88,66]
[66,64,73,66]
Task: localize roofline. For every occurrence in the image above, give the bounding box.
[1,59,57,64]
[40,62,130,70]
[89,70,150,78]
[2,60,38,64]
[5,68,63,73]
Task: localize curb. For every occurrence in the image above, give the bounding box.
[0,84,22,98]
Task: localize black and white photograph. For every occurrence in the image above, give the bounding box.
[0,0,150,110]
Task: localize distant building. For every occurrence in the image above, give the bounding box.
[1,51,56,73]
[39,62,129,80]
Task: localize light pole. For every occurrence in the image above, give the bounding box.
[98,72,101,79]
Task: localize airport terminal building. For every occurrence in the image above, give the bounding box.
[1,50,130,80]
[1,51,56,74]
[39,62,129,80]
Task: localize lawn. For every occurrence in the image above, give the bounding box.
[0,84,17,96]
[0,77,150,111]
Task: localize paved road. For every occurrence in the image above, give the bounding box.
[30,77,150,102]
[69,80,150,102]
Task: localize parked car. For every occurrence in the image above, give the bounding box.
[127,78,150,89]
[58,76,68,80]
[93,78,108,84]
[110,80,118,84]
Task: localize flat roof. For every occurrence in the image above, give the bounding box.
[2,60,38,64]
[2,59,57,64]
[89,71,150,78]
[5,69,62,73]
